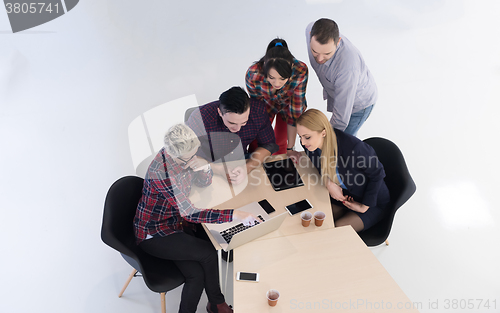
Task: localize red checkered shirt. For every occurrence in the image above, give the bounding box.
[134,147,233,244]
[246,59,308,126]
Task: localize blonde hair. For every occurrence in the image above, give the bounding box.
[296,109,338,185]
[163,123,200,158]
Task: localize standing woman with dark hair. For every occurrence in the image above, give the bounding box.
[246,38,308,157]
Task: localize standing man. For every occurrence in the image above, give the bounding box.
[186,86,278,185]
[306,18,378,136]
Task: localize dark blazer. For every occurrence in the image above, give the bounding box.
[304,129,386,208]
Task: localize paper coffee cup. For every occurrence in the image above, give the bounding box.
[314,211,326,227]
[267,289,280,306]
[301,211,313,227]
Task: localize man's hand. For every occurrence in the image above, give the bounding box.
[183,156,210,172]
[227,166,247,185]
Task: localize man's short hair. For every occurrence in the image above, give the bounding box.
[163,123,200,158]
[311,18,340,45]
[218,87,250,115]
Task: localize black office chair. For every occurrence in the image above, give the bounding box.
[101,176,185,313]
[359,138,416,247]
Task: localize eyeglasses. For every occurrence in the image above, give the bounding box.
[177,154,196,166]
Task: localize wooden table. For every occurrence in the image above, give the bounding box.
[233,226,420,312]
[189,154,419,312]
[190,153,334,248]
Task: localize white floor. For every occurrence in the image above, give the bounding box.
[1,1,499,312]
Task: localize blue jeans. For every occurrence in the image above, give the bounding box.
[343,104,374,137]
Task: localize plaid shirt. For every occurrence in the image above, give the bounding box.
[134,147,233,244]
[245,59,308,126]
[186,99,278,162]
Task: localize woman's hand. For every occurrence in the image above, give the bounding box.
[287,150,302,164]
[342,197,369,213]
[232,210,259,226]
[184,156,210,172]
[326,178,347,202]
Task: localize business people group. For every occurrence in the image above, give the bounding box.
[133,18,385,313]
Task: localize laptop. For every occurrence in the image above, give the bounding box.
[205,200,287,252]
[263,158,304,191]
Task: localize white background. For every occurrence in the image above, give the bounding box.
[1,0,499,312]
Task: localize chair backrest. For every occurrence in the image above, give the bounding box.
[360,137,416,245]
[363,137,416,209]
[128,95,199,177]
[101,176,186,293]
[101,176,145,266]
[184,107,198,123]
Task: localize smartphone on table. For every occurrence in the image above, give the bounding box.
[285,199,313,216]
[236,272,259,282]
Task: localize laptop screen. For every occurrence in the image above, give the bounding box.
[263,158,304,191]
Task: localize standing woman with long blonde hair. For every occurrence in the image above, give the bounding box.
[294,109,390,232]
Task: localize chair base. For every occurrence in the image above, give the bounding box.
[119,269,138,297]
[161,293,166,313]
[119,268,167,313]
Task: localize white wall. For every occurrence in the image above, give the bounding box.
[1,1,499,312]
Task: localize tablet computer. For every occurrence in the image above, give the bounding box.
[263,158,304,191]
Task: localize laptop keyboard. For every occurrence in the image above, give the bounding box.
[220,215,266,244]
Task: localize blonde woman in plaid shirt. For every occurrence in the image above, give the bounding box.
[135,124,257,313]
